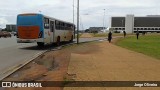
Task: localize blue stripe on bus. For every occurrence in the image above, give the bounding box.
[17,14,44,38]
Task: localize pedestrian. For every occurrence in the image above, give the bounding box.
[123,31,126,38]
[136,31,139,40]
[108,31,112,43]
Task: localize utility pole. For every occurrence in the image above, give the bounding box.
[73,0,74,24]
[103,9,106,30]
[73,0,76,38]
[77,0,79,44]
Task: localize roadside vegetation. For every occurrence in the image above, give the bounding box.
[115,34,160,60]
[91,33,126,37]
[75,33,82,38]
[91,33,107,37]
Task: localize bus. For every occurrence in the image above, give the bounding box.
[17,13,75,46]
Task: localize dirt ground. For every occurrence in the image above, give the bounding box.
[4,46,72,90]
[3,40,101,90]
[3,34,160,90]
[64,41,160,90]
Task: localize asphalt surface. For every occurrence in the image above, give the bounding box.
[0,36,106,80]
[0,36,45,80]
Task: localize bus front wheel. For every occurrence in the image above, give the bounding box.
[37,42,44,47]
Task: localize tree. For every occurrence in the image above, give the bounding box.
[85,29,89,33]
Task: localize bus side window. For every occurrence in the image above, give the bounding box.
[55,21,60,30]
[44,18,49,29]
[50,21,54,32]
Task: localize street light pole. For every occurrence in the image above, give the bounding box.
[103,9,106,30]
[77,0,79,44]
[73,0,76,38]
[73,0,74,24]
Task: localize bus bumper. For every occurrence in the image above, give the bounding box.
[17,38,43,43]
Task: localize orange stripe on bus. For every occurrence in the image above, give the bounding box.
[18,26,40,39]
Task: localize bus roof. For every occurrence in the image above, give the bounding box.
[18,13,75,25]
[18,13,39,16]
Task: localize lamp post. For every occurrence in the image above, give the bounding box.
[73,0,74,24]
[103,9,106,30]
[77,0,79,44]
[73,0,75,38]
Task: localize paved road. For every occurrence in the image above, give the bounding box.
[0,36,18,49]
[0,36,45,80]
[0,36,106,80]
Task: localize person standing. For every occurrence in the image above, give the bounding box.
[108,31,112,43]
[123,31,126,38]
[136,31,139,40]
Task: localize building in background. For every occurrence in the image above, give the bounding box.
[6,24,16,32]
[111,15,160,33]
[111,17,125,33]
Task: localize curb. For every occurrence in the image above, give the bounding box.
[0,50,47,81]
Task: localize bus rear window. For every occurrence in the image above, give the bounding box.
[17,15,39,26]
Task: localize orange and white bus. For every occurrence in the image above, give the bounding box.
[17,13,75,46]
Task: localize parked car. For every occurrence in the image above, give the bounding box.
[0,31,11,38]
[13,32,17,36]
[0,32,3,38]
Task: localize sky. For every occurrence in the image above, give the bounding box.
[0,0,160,30]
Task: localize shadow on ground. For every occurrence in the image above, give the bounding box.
[19,41,75,51]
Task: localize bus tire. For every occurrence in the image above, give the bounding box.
[37,42,44,47]
[56,36,60,46]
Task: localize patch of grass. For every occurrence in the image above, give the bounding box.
[92,33,131,37]
[116,35,160,60]
[92,33,108,37]
[75,33,82,38]
[113,33,124,36]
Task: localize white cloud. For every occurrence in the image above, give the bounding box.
[0,0,160,29]
[0,18,8,28]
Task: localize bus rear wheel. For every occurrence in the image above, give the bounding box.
[70,35,73,42]
[37,42,44,47]
[56,37,60,46]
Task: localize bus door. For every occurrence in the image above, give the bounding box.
[50,21,55,43]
